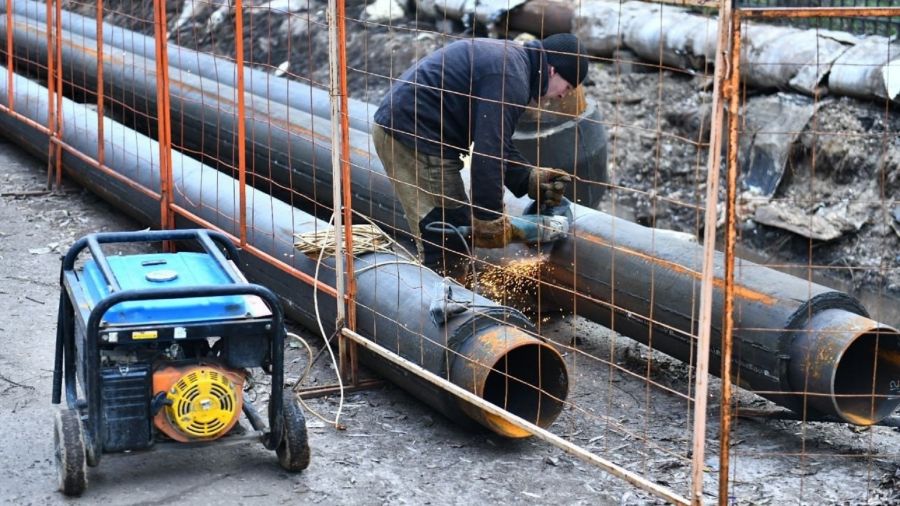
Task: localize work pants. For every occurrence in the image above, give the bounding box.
[372,124,471,277]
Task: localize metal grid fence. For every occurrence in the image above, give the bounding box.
[2,0,900,504]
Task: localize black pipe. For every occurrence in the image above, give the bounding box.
[538,210,900,423]
[0,0,376,131]
[0,14,408,226]
[0,66,569,437]
[1,0,608,207]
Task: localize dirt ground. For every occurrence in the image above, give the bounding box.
[0,141,635,504]
[4,0,900,503]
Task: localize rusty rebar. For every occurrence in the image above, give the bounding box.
[718,9,743,504]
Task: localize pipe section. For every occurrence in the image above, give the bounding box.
[0,1,609,207]
[791,309,900,424]
[501,0,575,37]
[5,11,899,424]
[0,0,377,132]
[541,210,900,424]
[415,0,574,36]
[513,87,608,206]
[0,66,569,437]
[0,15,401,225]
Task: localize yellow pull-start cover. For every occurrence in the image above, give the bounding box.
[152,364,246,443]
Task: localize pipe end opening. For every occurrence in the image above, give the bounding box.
[480,343,568,438]
[834,329,900,425]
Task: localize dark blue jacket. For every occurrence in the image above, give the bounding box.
[374,38,549,220]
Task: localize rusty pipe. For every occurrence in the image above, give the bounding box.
[0,66,569,438]
[503,0,574,37]
[451,324,566,437]
[415,0,573,36]
[791,309,900,424]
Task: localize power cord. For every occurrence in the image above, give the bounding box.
[287,330,349,427]
[422,220,479,293]
[308,212,345,428]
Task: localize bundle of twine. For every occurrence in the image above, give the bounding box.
[293,224,394,257]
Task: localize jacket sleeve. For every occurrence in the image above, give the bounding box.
[469,74,533,221]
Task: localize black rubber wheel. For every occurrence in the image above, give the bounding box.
[275,391,310,472]
[54,409,87,496]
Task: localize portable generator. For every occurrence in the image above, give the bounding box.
[51,229,310,496]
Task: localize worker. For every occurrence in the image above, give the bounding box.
[372,33,589,277]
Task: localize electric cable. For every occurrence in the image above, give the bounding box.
[287,330,346,426]
[423,220,479,293]
[287,331,315,388]
[308,212,345,428]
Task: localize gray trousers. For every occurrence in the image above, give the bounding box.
[372,124,468,260]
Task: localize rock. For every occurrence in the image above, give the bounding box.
[364,0,405,23]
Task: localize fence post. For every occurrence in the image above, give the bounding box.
[152,0,174,235]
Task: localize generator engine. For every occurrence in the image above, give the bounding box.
[97,340,252,450]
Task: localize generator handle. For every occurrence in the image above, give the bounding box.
[83,283,285,459]
[196,231,243,284]
[62,229,243,291]
[86,235,121,292]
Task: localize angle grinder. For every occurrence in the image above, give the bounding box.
[442,197,573,250]
[522,197,574,253]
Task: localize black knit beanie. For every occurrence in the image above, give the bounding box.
[541,33,588,87]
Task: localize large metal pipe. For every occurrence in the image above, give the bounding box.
[6,13,900,425]
[1,1,608,207]
[414,0,575,36]
[540,209,900,424]
[0,14,406,227]
[500,0,575,38]
[0,66,569,438]
[0,14,410,229]
[0,0,376,132]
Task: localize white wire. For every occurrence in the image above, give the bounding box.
[310,211,344,428]
[354,260,422,276]
[287,330,345,426]
[286,331,315,388]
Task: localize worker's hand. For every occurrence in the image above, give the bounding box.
[471,215,513,248]
[528,167,571,207]
[471,214,568,248]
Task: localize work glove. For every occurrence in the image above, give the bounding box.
[528,167,572,207]
[471,214,568,248]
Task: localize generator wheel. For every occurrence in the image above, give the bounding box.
[275,392,310,472]
[54,409,87,496]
